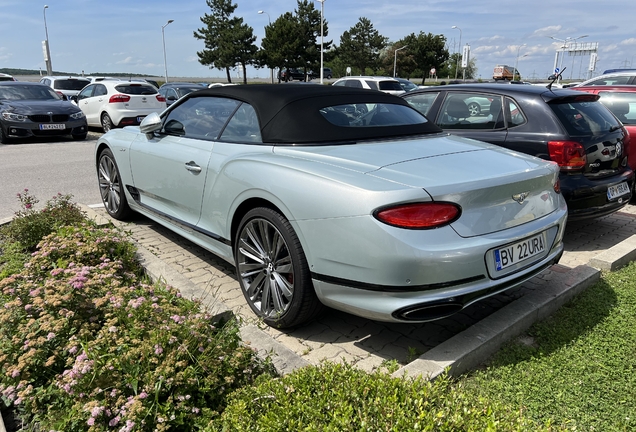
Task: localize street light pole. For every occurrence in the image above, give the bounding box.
[258,11,274,84]
[452,26,461,80]
[162,20,174,84]
[316,0,325,84]
[514,44,526,81]
[43,5,53,75]
[393,45,408,77]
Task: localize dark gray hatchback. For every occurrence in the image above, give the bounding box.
[403,84,634,220]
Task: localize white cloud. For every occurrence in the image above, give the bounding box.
[531,26,562,38]
[620,38,636,46]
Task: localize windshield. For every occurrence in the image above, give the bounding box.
[53,79,90,91]
[320,103,428,127]
[0,85,60,101]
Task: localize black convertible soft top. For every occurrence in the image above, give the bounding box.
[180,84,442,144]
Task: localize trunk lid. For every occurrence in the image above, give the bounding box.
[276,135,561,237]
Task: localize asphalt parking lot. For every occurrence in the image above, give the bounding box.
[88,202,636,376]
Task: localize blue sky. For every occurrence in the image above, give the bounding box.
[1,0,635,81]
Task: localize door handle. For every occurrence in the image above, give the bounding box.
[185,161,201,173]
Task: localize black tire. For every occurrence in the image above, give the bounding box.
[101,113,114,133]
[326,75,332,80]
[0,126,11,144]
[72,133,88,141]
[97,148,132,220]
[234,207,322,328]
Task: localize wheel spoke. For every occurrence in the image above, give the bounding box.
[237,216,295,318]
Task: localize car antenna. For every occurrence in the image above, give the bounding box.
[547,67,567,91]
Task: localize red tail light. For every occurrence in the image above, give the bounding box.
[548,140,586,171]
[622,127,630,159]
[156,95,166,102]
[374,202,461,229]
[109,94,130,103]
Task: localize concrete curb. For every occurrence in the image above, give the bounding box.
[393,265,601,379]
[589,234,636,271]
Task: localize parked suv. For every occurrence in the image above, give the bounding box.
[310,67,333,80]
[332,76,405,95]
[39,76,90,100]
[402,83,634,220]
[278,68,308,81]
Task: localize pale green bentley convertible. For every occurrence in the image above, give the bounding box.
[95,84,567,328]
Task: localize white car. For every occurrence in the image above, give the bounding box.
[0,73,16,82]
[39,76,90,100]
[74,80,166,131]
[332,76,406,96]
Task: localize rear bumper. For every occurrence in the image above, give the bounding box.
[561,168,635,221]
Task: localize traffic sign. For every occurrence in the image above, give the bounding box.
[554,68,560,74]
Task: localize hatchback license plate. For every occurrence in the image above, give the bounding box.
[494,232,546,272]
[39,124,65,130]
[607,182,630,200]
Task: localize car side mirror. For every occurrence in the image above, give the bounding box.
[70,95,78,103]
[140,112,162,137]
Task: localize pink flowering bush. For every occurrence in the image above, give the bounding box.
[0,205,271,430]
[0,189,86,253]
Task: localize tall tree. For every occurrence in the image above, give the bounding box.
[194,0,258,84]
[396,32,449,84]
[259,1,331,81]
[338,17,388,75]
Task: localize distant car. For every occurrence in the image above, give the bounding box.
[0,73,16,82]
[309,67,333,80]
[402,83,634,220]
[159,82,203,106]
[95,84,567,328]
[573,72,636,87]
[0,81,87,143]
[279,68,308,81]
[394,78,419,93]
[570,85,636,171]
[39,76,90,100]
[74,80,166,132]
[332,76,405,96]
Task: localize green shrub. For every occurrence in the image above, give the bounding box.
[0,223,272,431]
[0,189,87,252]
[211,362,560,431]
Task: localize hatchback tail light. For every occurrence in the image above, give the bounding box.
[548,140,586,171]
[374,202,461,229]
[109,94,131,103]
[156,95,166,103]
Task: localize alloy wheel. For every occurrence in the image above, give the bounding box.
[237,217,295,319]
[98,153,123,215]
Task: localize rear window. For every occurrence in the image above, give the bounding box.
[597,92,636,126]
[378,81,403,91]
[0,76,15,82]
[53,79,89,90]
[115,84,158,95]
[550,100,621,136]
[320,103,428,127]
